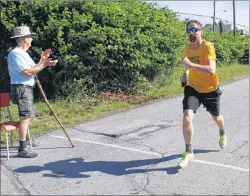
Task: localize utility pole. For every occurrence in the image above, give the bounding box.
[213,1,216,32]
[233,1,236,36]
[219,20,223,34]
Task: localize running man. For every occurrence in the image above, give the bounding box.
[178,20,226,168]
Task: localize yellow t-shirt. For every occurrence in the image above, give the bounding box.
[184,40,219,93]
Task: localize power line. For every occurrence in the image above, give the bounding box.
[175,11,248,28]
[149,2,248,28]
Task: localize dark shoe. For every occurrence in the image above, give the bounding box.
[18,147,38,158]
[26,137,40,147]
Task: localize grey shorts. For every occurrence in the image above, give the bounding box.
[10,84,35,120]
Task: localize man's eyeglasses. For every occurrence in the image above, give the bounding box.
[186,27,200,33]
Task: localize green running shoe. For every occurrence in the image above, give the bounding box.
[219,134,227,149]
[177,152,194,168]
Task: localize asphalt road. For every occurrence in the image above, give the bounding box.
[1,77,249,195]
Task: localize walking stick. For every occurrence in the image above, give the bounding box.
[35,75,75,148]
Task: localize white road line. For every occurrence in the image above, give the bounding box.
[192,160,249,172]
[51,135,249,172]
[50,135,162,157]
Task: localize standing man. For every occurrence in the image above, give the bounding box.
[178,20,226,168]
[8,25,57,158]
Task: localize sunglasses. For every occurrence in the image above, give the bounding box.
[186,27,200,33]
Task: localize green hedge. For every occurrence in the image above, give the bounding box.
[202,30,249,66]
[0,1,248,98]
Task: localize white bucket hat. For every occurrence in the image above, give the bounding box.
[10,26,36,39]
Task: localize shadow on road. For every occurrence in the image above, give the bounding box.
[0,146,73,159]
[13,149,218,178]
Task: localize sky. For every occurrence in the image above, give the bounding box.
[148,1,249,31]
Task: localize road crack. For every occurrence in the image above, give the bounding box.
[72,126,165,157]
[72,127,121,138]
[230,140,248,154]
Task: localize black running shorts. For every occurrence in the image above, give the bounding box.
[182,86,222,116]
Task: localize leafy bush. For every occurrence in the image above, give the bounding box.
[239,48,249,65]
[202,30,248,66]
[0,0,248,98]
[1,1,187,97]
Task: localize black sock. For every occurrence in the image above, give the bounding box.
[19,140,27,151]
[185,144,192,153]
[219,129,225,136]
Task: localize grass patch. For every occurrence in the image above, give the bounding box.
[0,64,248,144]
[216,64,249,82]
[144,64,249,100]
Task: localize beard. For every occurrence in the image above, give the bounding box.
[189,35,197,42]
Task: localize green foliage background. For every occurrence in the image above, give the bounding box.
[0,0,248,98]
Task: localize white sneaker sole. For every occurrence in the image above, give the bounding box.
[219,141,226,149]
[177,155,194,168]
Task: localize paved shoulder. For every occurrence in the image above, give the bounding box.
[1,163,29,195]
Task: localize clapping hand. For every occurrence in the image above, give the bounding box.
[41,49,52,61]
[40,49,58,67]
[44,59,58,67]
